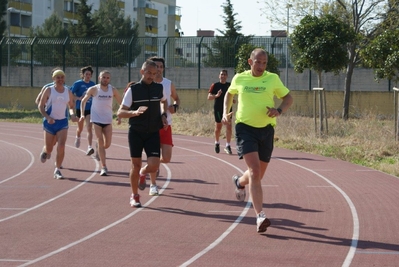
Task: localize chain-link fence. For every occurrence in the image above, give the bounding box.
[0,36,289,88]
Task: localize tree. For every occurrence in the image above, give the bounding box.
[67,0,98,67]
[31,13,69,66]
[235,44,280,75]
[203,0,252,67]
[0,0,7,37]
[260,0,391,119]
[361,29,399,83]
[290,15,355,88]
[91,0,140,67]
[68,0,97,38]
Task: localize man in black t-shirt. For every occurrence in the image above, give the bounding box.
[207,69,233,155]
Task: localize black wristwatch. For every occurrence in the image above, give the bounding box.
[162,112,167,118]
[276,108,282,115]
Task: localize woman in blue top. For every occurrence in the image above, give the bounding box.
[70,66,96,155]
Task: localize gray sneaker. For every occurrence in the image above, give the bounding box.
[257,211,271,233]
[74,137,81,148]
[40,151,50,163]
[232,175,246,201]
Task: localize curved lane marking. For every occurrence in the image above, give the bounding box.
[19,164,172,266]
[0,134,100,223]
[0,140,35,184]
[1,129,358,266]
[277,158,359,267]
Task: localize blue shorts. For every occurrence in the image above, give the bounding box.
[235,123,274,162]
[43,118,69,135]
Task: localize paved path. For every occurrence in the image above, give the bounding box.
[0,122,398,267]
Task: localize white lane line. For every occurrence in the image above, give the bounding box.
[307,186,334,188]
[19,164,172,267]
[277,158,359,267]
[0,140,35,184]
[0,135,100,222]
[173,146,251,267]
[356,250,399,255]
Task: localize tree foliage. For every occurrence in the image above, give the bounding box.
[203,0,252,67]
[68,0,97,38]
[0,0,8,37]
[31,13,69,66]
[235,44,280,75]
[290,14,355,87]
[361,29,399,83]
[30,0,140,67]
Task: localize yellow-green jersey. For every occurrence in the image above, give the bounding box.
[228,70,290,128]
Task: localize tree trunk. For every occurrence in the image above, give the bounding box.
[343,44,356,120]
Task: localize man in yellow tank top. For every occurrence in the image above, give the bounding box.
[222,48,293,233]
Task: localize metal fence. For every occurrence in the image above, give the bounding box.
[0,36,289,88]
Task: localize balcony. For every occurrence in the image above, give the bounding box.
[8,0,32,12]
[145,7,158,18]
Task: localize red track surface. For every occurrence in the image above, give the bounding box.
[0,122,398,267]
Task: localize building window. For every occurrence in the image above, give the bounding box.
[187,43,191,48]
[164,24,166,31]
[186,53,191,57]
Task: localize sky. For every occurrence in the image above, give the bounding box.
[176,0,277,37]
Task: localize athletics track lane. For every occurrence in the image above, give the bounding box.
[0,122,398,267]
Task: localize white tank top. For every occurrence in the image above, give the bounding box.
[90,84,114,124]
[45,85,69,120]
[161,78,172,125]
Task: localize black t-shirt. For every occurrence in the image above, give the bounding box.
[208,82,230,112]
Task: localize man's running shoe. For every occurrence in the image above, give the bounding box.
[86,147,94,156]
[130,194,141,208]
[257,211,271,233]
[232,175,246,201]
[214,143,220,153]
[224,145,232,155]
[54,169,64,179]
[138,173,147,190]
[149,184,159,196]
[40,151,50,163]
[100,167,108,176]
[74,137,81,148]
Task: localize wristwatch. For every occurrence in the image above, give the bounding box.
[277,108,282,115]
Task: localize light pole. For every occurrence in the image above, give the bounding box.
[285,4,292,86]
[7,7,16,86]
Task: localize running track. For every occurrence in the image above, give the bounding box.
[0,122,398,267]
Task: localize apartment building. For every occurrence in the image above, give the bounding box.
[6,0,182,37]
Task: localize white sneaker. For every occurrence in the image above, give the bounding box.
[256,211,271,233]
[130,194,141,208]
[74,137,81,148]
[54,169,64,179]
[232,175,246,201]
[100,167,108,176]
[149,184,159,196]
[86,147,94,156]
